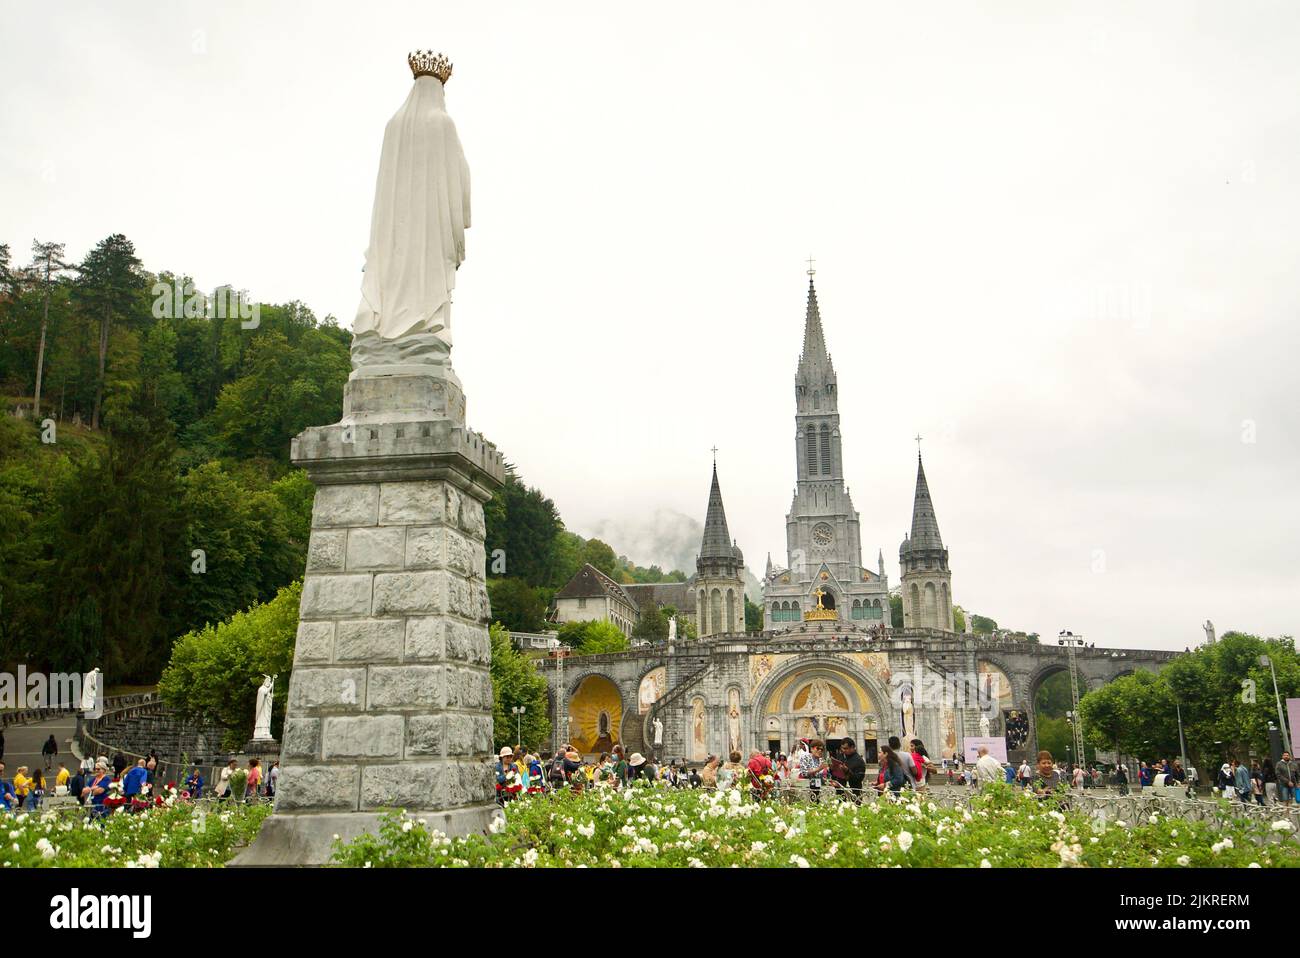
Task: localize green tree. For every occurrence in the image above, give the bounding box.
[633,607,669,642]
[175,461,300,636]
[74,233,145,429]
[889,593,903,628]
[744,596,764,633]
[580,538,618,579]
[483,467,563,586]
[48,385,186,681]
[159,581,300,750]
[206,327,349,462]
[557,620,628,655]
[487,577,549,633]
[28,239,70,415]
[489,623,552,751]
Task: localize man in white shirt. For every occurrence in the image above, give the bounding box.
[974,746,1003,789]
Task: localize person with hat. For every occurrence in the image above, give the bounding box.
[495,746,522,804]
[628,752,650,783]
[563,746,582,787]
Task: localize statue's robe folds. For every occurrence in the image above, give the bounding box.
[353,75,470,366]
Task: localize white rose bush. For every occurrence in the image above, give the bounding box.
[330,783,1300,869]
[0,800,270,868]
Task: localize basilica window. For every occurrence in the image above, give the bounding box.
[806,427,819,476]
[819,424,831,475]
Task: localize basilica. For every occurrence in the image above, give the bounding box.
[539,274,1172,766]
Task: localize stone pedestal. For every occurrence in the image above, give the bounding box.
[232,368,504,866]
[241,738,280,758]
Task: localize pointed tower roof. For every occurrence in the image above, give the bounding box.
[906,453,945,552]
[797,276,833,382]
[699,462,735,559]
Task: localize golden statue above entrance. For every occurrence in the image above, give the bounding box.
[805,586,837,621]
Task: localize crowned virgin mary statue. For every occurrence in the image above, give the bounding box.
[351,51,471,375]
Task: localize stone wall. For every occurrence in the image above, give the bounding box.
[278,476,497,814]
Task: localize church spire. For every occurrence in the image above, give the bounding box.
[797,275,833,381]
[699,461,734,559]
[907,452,944,551]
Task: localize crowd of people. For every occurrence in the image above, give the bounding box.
[0,747,278,819]
[1212,753,1298,806]
[493,735,993,804]
[493,734,1256,809]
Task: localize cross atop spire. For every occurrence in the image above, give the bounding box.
[915,433,923,458]
[806,255,816,277]
[711,444,718,466]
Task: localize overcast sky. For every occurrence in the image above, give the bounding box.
[3,1,1297,651]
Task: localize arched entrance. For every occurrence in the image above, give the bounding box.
[568,675,622,756]
[1027,664,1094,766]
[752,657,892,763]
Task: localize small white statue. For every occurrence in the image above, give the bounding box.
[80,668,102,717]
[1203,620,1216,645]
[667,615,677,643]
[253,674,277,741]
[652,716,664,747]
[979,714,991,737]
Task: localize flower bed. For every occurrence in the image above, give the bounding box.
[330,783,1300,868]
[0,801,271,868]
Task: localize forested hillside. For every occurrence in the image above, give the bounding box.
[0,235,679,684]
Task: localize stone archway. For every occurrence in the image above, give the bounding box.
[1026,662,1100,762]
[750,654,894,760]
[567,674,623,756]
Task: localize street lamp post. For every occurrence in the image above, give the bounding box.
[512,705,526,749]
[1175,702,1188,768]
[1260,655,1292,754]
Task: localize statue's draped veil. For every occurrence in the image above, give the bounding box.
[354,75,471,345]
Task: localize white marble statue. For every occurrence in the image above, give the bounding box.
[652,716,664,747]
[979,713,991,737]
[1203,619,1216,645]
[667,615,677,643]
[804,678,836,714]
[901,689,916,741]
[253,674,276,741]
[352,51,471,372]
[80,667,101,715]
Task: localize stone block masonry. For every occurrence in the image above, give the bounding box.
[232,370,504,866]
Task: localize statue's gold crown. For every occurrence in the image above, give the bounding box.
[408,50,453,83]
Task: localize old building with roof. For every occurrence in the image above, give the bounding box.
[551,563,641,637]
